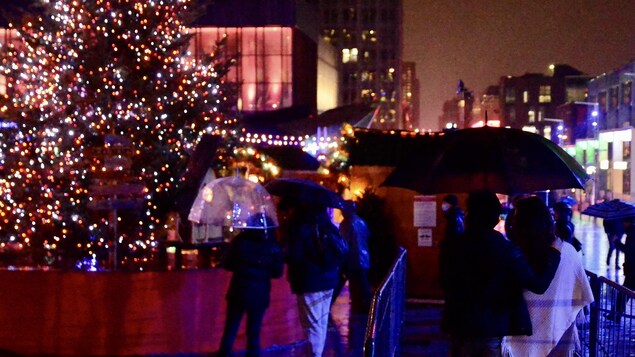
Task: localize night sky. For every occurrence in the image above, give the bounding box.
[404,0,635,130]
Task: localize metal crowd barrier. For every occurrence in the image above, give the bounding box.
[363,247,407,357]
[579,271,635,356]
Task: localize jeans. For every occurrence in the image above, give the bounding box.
[218,300,266,357]
[297,289,334,357]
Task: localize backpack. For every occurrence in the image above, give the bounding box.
[315,223,349,268]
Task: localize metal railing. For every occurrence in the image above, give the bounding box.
[579,271,635,356]
[364,247,407,357]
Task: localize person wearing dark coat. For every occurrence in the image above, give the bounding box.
[603,217,625,268]
[606,217,635,323]
[442,194,465,240]
[217,222,284,357]
[553,202,582,252]
[331,200,372,313]
[440,190,562,356]
[284,204,342,357]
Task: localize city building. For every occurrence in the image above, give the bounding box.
[191,0,338,115]
[437,80,474,130]
[469,85,501,128]
[554,101,595,145]
[500,64,591,140]
[0,0,340,117]
[575,59,635,203]
[401,61,419,130]
[312,0,405,129]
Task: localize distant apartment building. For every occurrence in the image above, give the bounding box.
[554,102,594,146]
[587,60,635,131]
[311,0,404,129]
[575,59,635,202]
[500,64,591,141]
[401,61,419,130]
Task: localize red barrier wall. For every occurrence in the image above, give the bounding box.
[0,269,302,356]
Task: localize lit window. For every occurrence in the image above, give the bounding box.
[342,48,350,63]
[523,91,529,103]
[351,48,358,62]
[544,126,551,140]
[539,85,551,103]
[528,110,536,123]
[508,107,516,122]
[505,88,516,103]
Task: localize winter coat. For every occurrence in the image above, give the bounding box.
[603,218,625,237]
[444,206,465,240]
[285,214,340,294]
[440,228,561,338]
[616,225,635,278]
[339,213,371,271]
[223,230,284,310]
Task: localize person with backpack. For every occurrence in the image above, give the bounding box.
[331,200,371,314]
[283,203,344,357]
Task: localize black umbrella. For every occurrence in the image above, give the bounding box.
[381,126,590,195]
[581,199,635,220]
[265,178,345,209]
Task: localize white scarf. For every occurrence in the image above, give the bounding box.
[504,242,594,356]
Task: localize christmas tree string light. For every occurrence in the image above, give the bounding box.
[0,0,238,268]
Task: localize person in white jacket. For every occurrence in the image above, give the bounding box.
[505,196,594,357]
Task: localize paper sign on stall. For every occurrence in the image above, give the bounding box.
[417,228,433,247]
[413,195,436,227]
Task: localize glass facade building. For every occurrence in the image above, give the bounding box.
[191,27,295,112]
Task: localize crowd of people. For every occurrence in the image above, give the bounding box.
[440,191,595,357]
[212,187,634,357]
[216,198,372,357]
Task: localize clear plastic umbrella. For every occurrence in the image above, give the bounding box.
[188,175,279,229]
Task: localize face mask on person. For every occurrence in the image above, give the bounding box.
[442,202,451,212]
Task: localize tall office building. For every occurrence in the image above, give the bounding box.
[401,61,419,130]
[312,0,404,129]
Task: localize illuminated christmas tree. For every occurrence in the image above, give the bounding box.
[0,0,237,267]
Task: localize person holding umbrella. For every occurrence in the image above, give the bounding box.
[216,215,284,357]
[582,199,635,268]
[606,216,635,323]
[440,190,562,356]
[604,218,624,269]
[504,196,593,356]
[281,201,345,357]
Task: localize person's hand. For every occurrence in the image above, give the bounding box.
[551,237,564,252]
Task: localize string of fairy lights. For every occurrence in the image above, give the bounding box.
[0,0,239,268]
[0,0,350,270]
